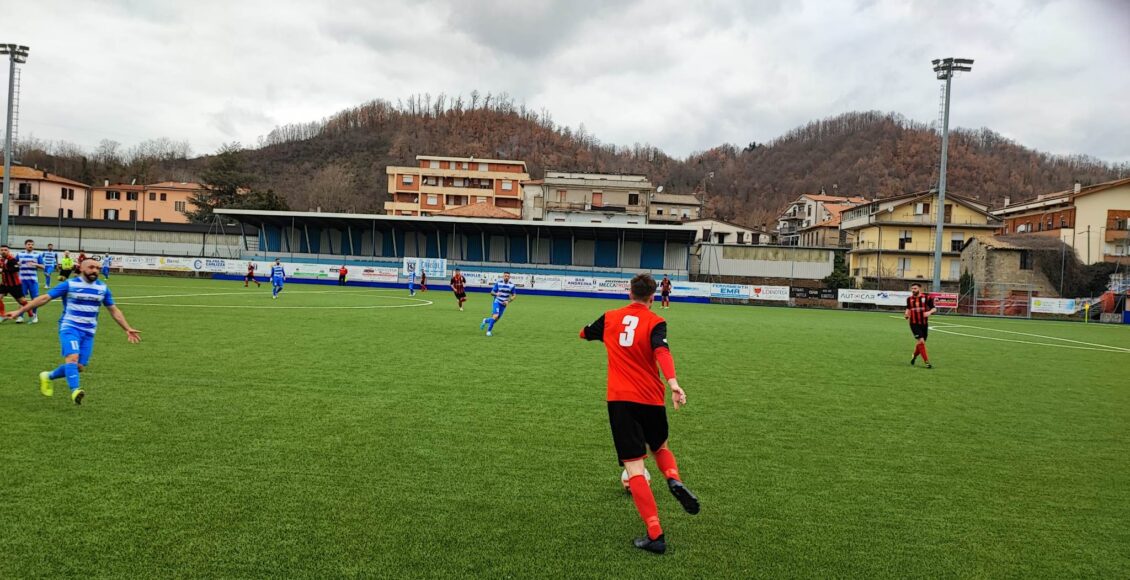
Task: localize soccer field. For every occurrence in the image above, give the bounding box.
[1,274,1127,578]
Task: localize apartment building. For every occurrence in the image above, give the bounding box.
[384,155,529,218]
[776,193,868,245]
[523,172,652,224]
[841,190,1001,286]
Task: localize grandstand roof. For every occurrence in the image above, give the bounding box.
[215,209,698,242]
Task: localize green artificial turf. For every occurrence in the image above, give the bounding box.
[1,275,1127,578]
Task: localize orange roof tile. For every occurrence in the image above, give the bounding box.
[435,203,520,219]
[0,165,90,187]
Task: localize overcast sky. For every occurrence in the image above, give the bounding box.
[7,0,1130,162]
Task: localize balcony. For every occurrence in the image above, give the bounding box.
[545,200,645,215]
[1105,229,1130,243]
[850,241,959,255]
[12,192,38,203]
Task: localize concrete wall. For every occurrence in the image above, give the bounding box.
[696,244,834,280]
[10,223,247,257]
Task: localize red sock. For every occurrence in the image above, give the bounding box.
[0,298,5,316]
[913,343,921,358]
[919,343,929,362]
[654,448,681,481]
[628,475,662,540]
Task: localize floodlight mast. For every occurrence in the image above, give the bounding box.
[2,43,30,246]
[930,57,973,293]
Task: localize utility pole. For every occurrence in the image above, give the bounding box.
[1,43,30,247]
[930,57,974,292]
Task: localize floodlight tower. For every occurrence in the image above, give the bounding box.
[931,57,973,293]
[1,43,30,247]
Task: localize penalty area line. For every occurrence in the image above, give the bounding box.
[930,327,1128,353]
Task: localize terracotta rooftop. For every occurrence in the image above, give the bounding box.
[435,203,520,219]
[0,165,90,188]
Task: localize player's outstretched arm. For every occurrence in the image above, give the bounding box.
[579,314,606,341]
[4,293,52,319]
[106,305,142,343]
[651,322,686,409]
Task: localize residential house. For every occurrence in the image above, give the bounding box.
[90,182,146,221]
[796,202,862,247]
[1,164,90,219]
[523,172,652,224]
[776,193,868,245]
[841,190,1001,287]
[683,218,770,245]
[385,155,529,218]
[648,192,703,224]
[140,182,203,223]
[960,235,1061,297]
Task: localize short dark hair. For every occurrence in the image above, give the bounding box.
[910,283,921,289]
[503,271,510,275]
[630,273,657,299]
[24,239,33,245]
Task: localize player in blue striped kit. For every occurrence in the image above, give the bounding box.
[270,259,286,299]
[408,267,418,296]
[41,243,58,288]
[4,258,141,405]
[101,254,113,278]
[479,272,517,337]
[15,240,45,324]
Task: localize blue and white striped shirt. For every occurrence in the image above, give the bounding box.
[48,278,115,335]
[102,255,113,268]
[43,252,57,267]
[492,280,516,305]
[15,251,42,283]
[271,265,286,279]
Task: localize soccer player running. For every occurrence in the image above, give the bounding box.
[450,268,468,311]
[905,282,937,368]
[420,270,428,292]
[408,267,418,296]
[101,254,113,278]
[338,265,348,286]
[4,258,141,404]
[660,275,672,309]
[479,272,515,337]
[270,259,286,299]
[16,239,45,324]
[244,262,261,287]
[1,245,31,323]
[42,243,58,288]
[580,273,699,554]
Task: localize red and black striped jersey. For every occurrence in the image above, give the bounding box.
[906,294,934,325]
[450,275,466,292]
[1,255,20,287]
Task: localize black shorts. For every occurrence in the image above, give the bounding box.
[58,269,72,278]
[0,285,24,299]
[661,291,670,298]
[910,323,929,340]
[453,290,466,299]
[607,401,669,462]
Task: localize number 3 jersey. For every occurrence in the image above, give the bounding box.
[580,302,671,406]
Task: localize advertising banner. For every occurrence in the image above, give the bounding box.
[838,289,912,306]
[355,267,400,283]
[593,278,631,294]
[670,282,711,297]
[402,257,447,278]
[749,285,790,302]
[710,283,752,300]
[1030,297,1077,314]
[930,292,959,308]
[563,276,596,292]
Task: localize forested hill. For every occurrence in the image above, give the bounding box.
[16,96,1127,227]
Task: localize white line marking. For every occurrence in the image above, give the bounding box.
[117,289,405,300]
[949,325,1130,352]
[930,327,1128,353]
[114,301,432,309]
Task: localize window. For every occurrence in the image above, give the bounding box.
[106,190,121,201]
[1060,215,1068,228]
[737,232,745,244]
[61,189,67,199]
[1117,218,1128,230]
[160,193,167,201]
[149,192,156,201]
[425,176,438,186]
[557,189,566,202]
[478,162,488,171]
[153,218,161,223]
[68,188,75,200]
[126,192,138,201]
[915,202,931,215]
[898,230,912,250]
[1047,216,1053,230]
[429,160,440,169]
[462,162,469,169]
[806,205,812,216]
[402,175,414,185]
[103,209,119,220]
[897,257,912,277]
[656,208,664,215]
[1019,250,1033,270]
[426,195,438,205]
[944,204,953,223]
[501,180,513,191]
[950,232,964,252]
[174,201,186,212]
[67,209,74,218]
[19,182,31,195]
[454,178,464,188]
[477,196,487,204]
[1036,221,1043,232]
[129,210,138,221]
[628,193,640,206]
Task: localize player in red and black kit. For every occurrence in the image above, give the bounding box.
[244,262,261,287]
[450,268,467,311]
[659,275,672,309]
[905,282,937,368]
[0,245,30,320]
[580,273,699,555]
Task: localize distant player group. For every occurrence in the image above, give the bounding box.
[1,240,114,324]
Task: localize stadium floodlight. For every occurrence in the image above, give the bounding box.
[1,43,30,246]
[929,56,973,293]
